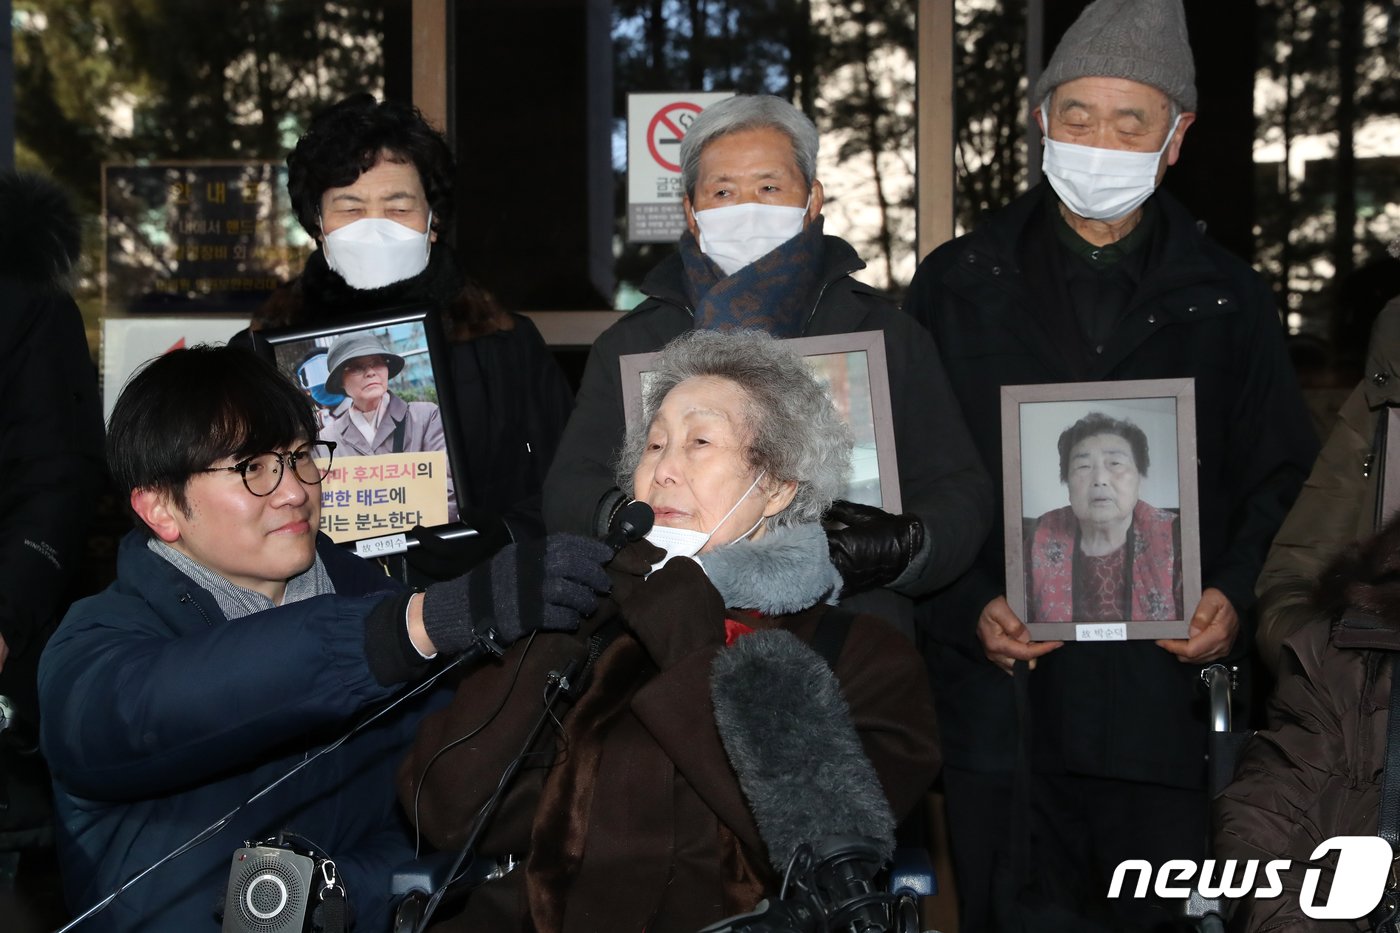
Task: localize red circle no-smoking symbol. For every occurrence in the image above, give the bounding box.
[646,102,703,173]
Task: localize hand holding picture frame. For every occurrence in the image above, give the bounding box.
[1001,378,1201,642]
[619,330,902,513]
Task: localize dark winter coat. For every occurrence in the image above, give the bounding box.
[39,532,435,932]
[907,183,1318,787]
[398,538,939,933]
[1255,296,1400,675]
[256,248,574,540]
[0,171,105,718]
[541,235,993,630]
[1216,517,1400,931]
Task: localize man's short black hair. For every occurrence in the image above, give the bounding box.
[108,345,318,521]
[1057,411,1150,482]
[287,92,455,238]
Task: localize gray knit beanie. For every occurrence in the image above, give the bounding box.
[1035,0,1197,112]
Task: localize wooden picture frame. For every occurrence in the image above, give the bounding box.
[1001,378,1201,642]
[619,331,902,513]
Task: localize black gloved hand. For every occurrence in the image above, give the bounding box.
[619,559,725,670]
[824,499,925,597]
[421,533,613,655]
[404,509,513,584]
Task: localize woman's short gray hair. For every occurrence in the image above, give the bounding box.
[679,95,820,202]
[615,329,852,531]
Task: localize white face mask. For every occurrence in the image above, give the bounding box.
[321,212,433,290]
[644,471,766,575]
[1041,110,1181,222]
[692,197,809,277]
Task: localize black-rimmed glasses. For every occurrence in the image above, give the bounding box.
[199,442,337,497]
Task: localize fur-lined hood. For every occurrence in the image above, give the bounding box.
[1315,514,1400,648]
[698,523,843,615]
[0,170,80,288]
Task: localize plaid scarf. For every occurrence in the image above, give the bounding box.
[680,216,827,337]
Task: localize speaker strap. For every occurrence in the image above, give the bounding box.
[311,859,347,933]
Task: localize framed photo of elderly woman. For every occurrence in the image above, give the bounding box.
[261,307,466,544]
[1001,378,1201,642]
[618,330,902,513]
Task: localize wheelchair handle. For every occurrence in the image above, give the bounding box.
[1201,663,1235,734]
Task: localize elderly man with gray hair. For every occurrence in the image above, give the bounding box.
[544,93,992,637]
[904,0,1317,928]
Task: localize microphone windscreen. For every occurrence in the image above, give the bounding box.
[617,500,655,541]
[711,628,896,872]
[605,500,656,553]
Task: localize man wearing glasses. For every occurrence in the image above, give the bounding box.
[37,346,611,932]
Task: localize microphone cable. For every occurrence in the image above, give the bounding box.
[406,610,624,930]
[52,642,486,933]
[408,632,540,856]
[411,646,597,933]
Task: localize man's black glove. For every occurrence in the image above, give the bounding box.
[421,533,613,654]
[404,508,514,584]
[824,499,925,597]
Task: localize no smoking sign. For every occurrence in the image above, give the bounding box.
[627,91,734,244]
[645,101,702,173]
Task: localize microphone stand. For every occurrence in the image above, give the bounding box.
[411,654,592,933]
[408,509,651,931]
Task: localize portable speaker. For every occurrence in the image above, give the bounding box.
[222,845,315,933]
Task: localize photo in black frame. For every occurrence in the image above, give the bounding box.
[261,306,467,545]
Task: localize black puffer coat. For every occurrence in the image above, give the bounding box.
[0,170,105,720]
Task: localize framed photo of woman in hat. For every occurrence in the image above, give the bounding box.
[261,307,467,544]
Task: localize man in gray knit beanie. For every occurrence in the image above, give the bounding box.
[1030,0,1197,244]
[1035,0,1197,112]
[904,0,1318,929]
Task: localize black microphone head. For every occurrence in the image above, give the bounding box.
[616,500,654,542]
[711,628,896,873]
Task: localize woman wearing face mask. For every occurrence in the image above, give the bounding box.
[398,329,939,933]
[251,93,573,560]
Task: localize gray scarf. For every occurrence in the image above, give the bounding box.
[148,538,335,620]
[700,522,842,615]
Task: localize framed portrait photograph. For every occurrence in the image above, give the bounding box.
[619,330,902,513]
[1378,408,1400,529]
[1001,379,1201,642]
[261,307,466,545]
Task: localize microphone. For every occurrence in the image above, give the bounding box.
[604,500,655,553]
[708,628,898,932]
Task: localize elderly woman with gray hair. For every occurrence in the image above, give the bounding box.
[399,329,939,933]
[1026,411,1182,626]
